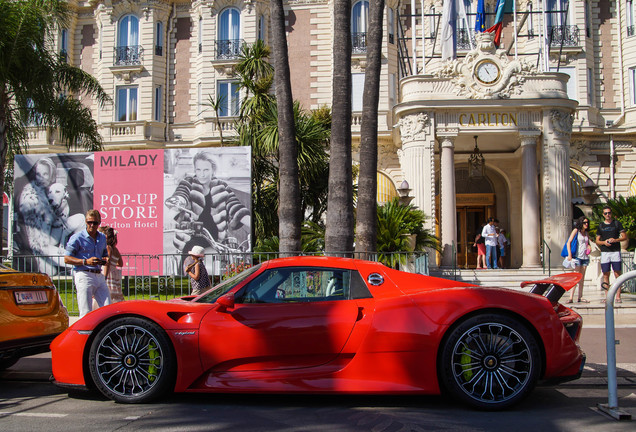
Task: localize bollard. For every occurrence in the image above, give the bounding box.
[596,269,636,421]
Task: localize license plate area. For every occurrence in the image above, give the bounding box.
[14,290,48,305]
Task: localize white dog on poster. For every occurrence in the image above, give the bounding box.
[47,183,84,246]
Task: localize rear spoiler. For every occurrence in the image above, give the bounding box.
[520,273,582,305]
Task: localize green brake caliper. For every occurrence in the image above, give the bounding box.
[460,346,473,381]
[148,341,159,382]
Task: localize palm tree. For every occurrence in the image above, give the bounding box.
[270,0,301,255]
[377,198,441,268]
[233,42,330,249]
[325,0,354,256]
[0,0,109,253]
[355,0,385,259]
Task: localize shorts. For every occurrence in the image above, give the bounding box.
[477,244,486,255]
[499,247,505,257]
[574,258,589,267]
[600,251,622,273]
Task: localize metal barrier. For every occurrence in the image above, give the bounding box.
[8,251,429,315]
[542,239,551,276]
[597,269,636,421]
[621,252,635,293]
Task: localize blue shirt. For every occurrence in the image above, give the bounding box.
[65,229,108,272]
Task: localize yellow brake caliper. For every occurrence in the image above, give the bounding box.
[460,346,473,381]
[148,341,159,382]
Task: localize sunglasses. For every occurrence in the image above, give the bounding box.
[86,221,100,226]
[603,212,611,215]
[583,221,589,224]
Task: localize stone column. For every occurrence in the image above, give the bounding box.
[439,134,457,267]
[520,133,541,268]
[543,109,574,267]
[396,113,435,230]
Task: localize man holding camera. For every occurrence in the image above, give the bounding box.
[64,209,111,317]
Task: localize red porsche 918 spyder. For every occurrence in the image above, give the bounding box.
[51,256,584,410]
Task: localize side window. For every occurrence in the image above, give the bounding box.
[238,268,352,303]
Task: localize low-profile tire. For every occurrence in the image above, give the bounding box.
[88,317,176,403]
[0,356,20,371]
[439,313,541,410]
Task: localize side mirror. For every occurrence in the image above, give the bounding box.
[216,293,235,311]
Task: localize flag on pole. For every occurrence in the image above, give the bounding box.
[475,0,486,33]
[441,0,458,60]
[486,0,507,46]
[441,0,467,61]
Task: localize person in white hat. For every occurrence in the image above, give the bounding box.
[183,245,211,296]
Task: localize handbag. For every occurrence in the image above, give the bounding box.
[560,232,578,258]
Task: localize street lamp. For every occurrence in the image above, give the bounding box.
[468,135,485,179]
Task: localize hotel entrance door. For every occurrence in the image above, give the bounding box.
[456,194,495,268]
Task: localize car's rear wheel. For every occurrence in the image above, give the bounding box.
[439,313,541,410]
[88,317,176,403]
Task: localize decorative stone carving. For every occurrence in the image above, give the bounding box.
[395,113,430,143]
[434,32,537,99]
[550,109,574,138]
[569,139,589,165]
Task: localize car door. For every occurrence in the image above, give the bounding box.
[198,267,362,372]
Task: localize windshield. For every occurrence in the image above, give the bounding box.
[195,263,262,303]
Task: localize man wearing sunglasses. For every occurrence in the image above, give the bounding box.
[64,209,111,317]
[596,206,627,303]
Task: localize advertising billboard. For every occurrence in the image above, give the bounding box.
[13,147,251,276]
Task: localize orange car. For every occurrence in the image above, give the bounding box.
[0,264,69,370]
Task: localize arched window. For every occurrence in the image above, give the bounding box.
[116,15,140,65]
[352,1,369,54]
[217,8,240,59]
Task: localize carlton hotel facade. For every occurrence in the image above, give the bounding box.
[26,0,636,269]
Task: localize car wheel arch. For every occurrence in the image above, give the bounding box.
[81,313,177,390]
[435,308,547,393]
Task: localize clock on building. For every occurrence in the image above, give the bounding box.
[475,59,501,85]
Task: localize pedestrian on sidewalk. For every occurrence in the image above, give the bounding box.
[566,216,591,303]
[481,217,499,269]
[64,209,110,318]
[596,206,627,303]
[98,226,124,303]
[473,226,486,269]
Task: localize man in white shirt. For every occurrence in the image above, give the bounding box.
[481,217,499,269]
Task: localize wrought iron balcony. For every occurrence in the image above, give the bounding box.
[352,32,367,54]
[155,45,163,56]
[216,39,243,60]
[457,28,475,50]
[548,25,580,47]
[114,45,143,66]
[628,26,635,37]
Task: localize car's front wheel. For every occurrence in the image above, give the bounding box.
[88,317,176,403]
[439,313,541,410]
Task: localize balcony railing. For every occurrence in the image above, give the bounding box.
[114,45,144,66]
[548,25,580,47]
[457,28,475,50]
[352,32,367,54]
[216,39,243,60]
[628,25,635,37]
[155,45,163,56]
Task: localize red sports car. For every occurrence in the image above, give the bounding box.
[51,256,584,410]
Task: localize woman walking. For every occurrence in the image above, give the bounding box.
[565,216,591,303]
